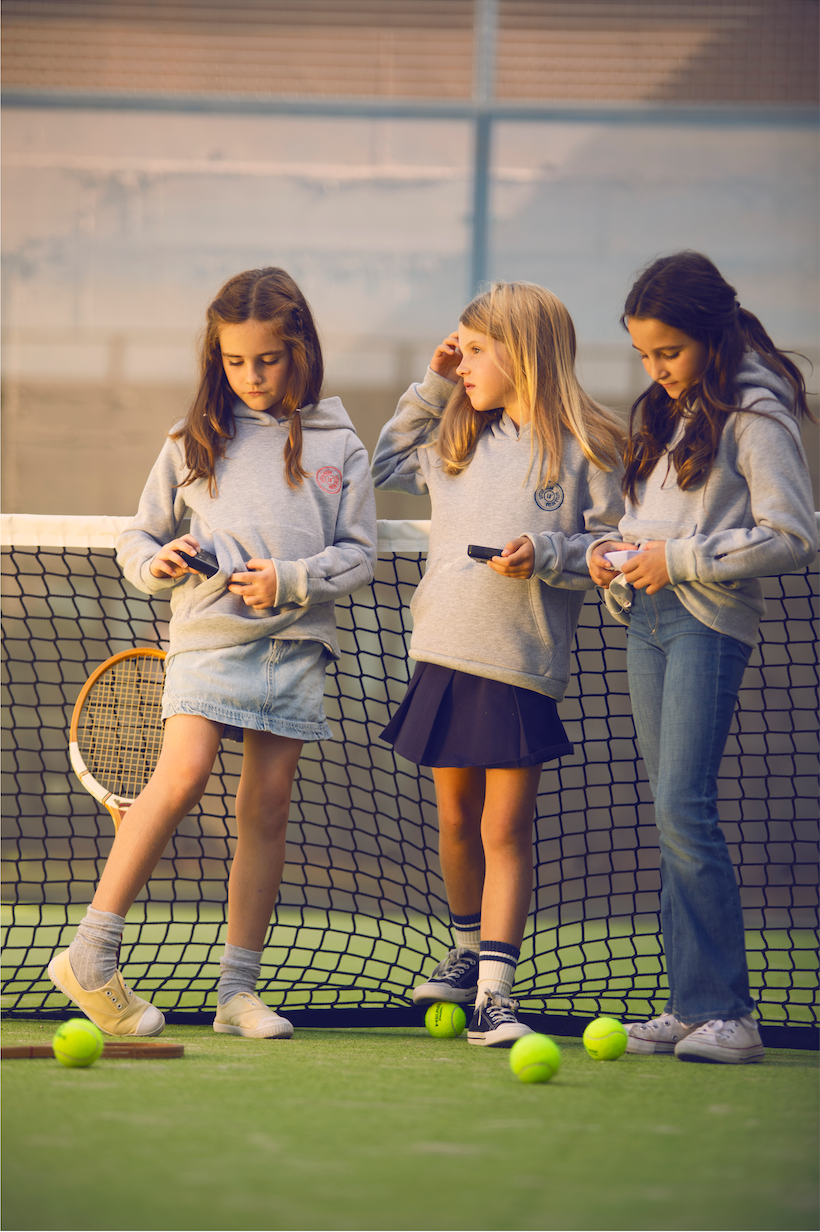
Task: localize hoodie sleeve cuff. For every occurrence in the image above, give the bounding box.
[664,538,696,584]
[521,532,555,576]
[138,559,179,593]
[586,534,623,566]
[415,367,457,411]
[274,558,310,607]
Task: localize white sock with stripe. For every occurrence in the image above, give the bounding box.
[451,911,481,954]
[477,940,520,1003]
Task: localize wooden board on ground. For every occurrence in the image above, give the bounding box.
[1,1041,185,1059]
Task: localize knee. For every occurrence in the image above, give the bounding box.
[438,807,479,846]
[161,759,212,812]
[481,814,533,855]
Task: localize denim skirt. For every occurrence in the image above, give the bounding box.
[162,637,333,743]
[380,660,573,769]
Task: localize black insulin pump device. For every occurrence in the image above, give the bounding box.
[467,544,503,561]
[177,548,219,578]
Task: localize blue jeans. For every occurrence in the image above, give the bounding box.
[626,586,754,1022]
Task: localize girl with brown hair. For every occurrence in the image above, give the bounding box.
[49,267,377,1041]
[589,251,816,1063]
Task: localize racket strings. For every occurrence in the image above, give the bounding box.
[77,656,165,798]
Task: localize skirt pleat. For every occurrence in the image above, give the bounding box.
[380,660,573,769]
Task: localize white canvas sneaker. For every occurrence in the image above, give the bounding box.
[675,1016,765,1064]
[213,992,293,1039]
[625,1011,702,1054]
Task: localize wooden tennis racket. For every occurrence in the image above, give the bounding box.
[69,648,167,832]
[2,1041,183,1059]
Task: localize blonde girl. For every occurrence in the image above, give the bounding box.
[372,281,625,1045]
[50,267,377,1040]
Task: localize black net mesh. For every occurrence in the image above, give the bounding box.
[2,536,818,1030]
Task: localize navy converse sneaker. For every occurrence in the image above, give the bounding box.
[467,990,533,1047]
[412,948,479,1006]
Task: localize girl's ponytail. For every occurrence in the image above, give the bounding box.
[173,268,323,494]
[284,409,308,488]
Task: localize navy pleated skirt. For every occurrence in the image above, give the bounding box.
[380,660,573,769]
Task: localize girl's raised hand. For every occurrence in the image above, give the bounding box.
[487,537,534,580]
[149,534,202,579]
[621,541,670,594]
[430,332,462,383]
[228,559,278,611]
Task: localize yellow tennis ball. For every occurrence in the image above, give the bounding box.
[509,1032,561,1083]
[583,1016,628,1061]
[425,1001,467,1038]
[52,1018,105,1068]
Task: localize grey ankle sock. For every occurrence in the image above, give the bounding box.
[68,907,126,990]
[218,944,263,1006]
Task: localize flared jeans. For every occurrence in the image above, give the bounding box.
[626,586,754,1022]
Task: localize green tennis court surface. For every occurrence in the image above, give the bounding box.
[2,1018,817,1231]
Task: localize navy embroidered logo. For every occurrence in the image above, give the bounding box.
[534,483,564,511]
[316,466,342,494]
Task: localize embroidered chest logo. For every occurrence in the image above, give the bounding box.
[534,483,564,511]
[315,466,342,495]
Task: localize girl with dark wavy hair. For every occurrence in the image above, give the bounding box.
[49,267,377,1042]
[589,251,817,1064]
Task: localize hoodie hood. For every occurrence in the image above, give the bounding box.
[234,396,357,433]
[733,351,796,415]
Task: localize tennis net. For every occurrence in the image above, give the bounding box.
[2,514,818,1042]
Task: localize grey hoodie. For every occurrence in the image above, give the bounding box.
[372,369,624,700]
[591,353,817,645]
[117,399,377,660]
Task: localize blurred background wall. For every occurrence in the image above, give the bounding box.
[2,0,818,520]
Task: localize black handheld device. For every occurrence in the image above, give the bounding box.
[467,545,504,561]
[177,548,220,578]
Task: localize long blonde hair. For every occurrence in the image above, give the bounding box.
[435,281,623,481]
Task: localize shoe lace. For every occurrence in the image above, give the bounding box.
[431,948,478,981]
[483,991,520,1024]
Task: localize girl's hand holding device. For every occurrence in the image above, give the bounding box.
[149,535,204,579]
[619,540,669,593]
[487,536,535,579]
[588,540,630,588]
[228,559,278,611]
[467,538,534,578]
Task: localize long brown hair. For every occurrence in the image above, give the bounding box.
[622,251,813,502]
[172,267,323,494]
[435,281,624,481]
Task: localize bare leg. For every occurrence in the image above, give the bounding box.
[431,764,541,947]
[479,765,542,948]
[432,766,486,918]
[225,730,303,952]
[92,715,223,917]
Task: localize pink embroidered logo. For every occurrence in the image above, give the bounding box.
[315,466,342,494]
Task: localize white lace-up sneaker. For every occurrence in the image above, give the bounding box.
[625,1012,702,1054]
[675,1016,765,1064]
